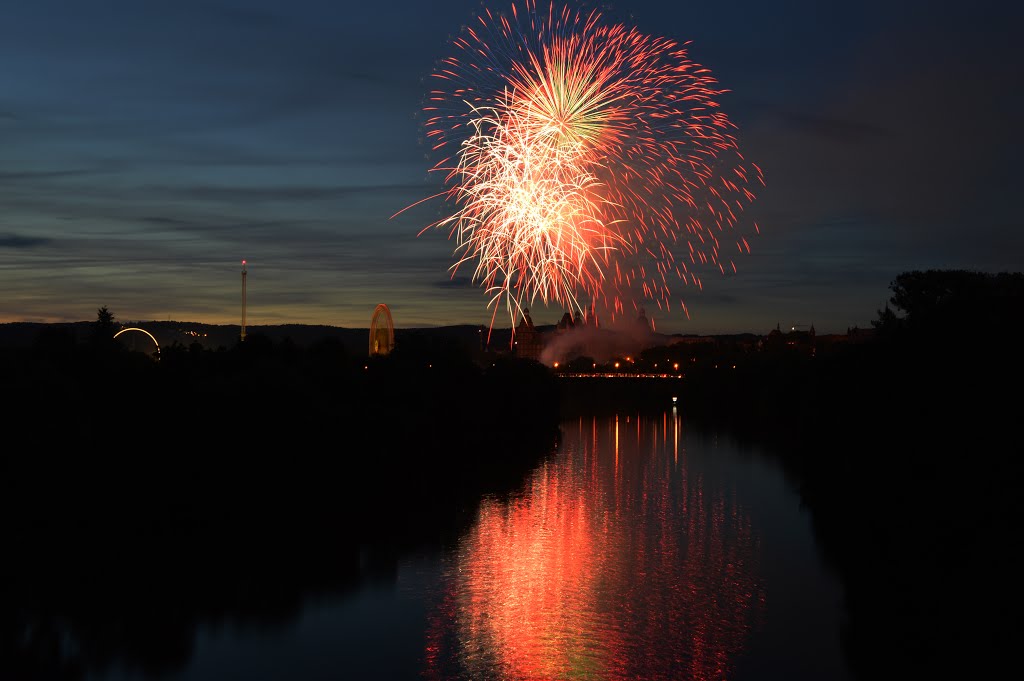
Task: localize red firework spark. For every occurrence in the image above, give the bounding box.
[399,0,764,330]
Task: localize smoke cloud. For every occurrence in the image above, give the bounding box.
[539,318,670,365]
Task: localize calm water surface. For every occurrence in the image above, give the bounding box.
[94,409,853,681]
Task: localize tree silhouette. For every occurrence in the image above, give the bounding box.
[871,301,902,335]
[91,305,118,346]
[874,269,1024,340]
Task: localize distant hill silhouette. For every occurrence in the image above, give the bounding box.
[0,321,512,357]
[0,320,724,359]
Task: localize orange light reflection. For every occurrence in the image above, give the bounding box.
[424,413,765,680]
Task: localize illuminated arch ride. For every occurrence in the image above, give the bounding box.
[369,304,394,356]
[113,327,161,359]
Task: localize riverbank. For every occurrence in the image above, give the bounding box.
[554,328,1022,678]
[4,309,1020,679]
[0,335,563,679]
[675,332,1022,679]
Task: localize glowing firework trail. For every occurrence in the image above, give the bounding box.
[398,0,764,330]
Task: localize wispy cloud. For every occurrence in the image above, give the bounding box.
[0,233,51,249]
[142,182,433,203]
[432,276,474,289]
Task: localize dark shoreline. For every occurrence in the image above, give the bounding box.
[676,336,1021,679]
[556,329,1021,679]
[4,304,1022,679]
[1,334,563,680]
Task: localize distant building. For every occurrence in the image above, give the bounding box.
[514,308,543,360]
[554,303,599,335]
[635,307,652,334]
[761,322,816,355]
[845,326,877,343]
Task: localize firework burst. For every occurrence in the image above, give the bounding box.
[400,0,764,332]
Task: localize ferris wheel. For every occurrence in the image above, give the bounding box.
[369,304,394,356]
[113,327,161,359]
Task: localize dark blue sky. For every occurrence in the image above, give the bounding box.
[1,0,1019,334]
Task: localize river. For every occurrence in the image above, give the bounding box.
[88,407,852,681]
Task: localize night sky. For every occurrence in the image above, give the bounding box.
[1,0,1020,334]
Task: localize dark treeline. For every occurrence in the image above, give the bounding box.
[1,319,561,680]
[677,269,1024,679]
[552,269,1023,678]
[3,269,1021,680]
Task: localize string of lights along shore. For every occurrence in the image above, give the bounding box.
[398,0,764,336]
